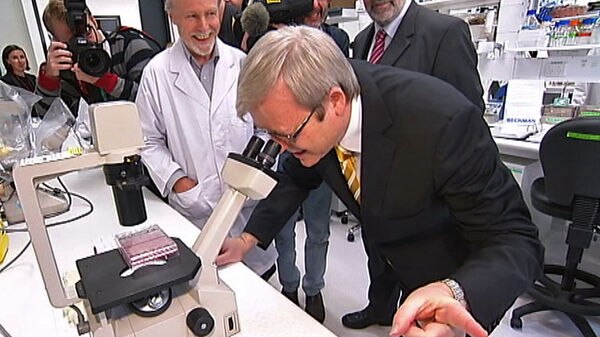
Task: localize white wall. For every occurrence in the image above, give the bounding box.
[0,0,39,74]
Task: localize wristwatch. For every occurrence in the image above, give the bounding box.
[441,278,467,307]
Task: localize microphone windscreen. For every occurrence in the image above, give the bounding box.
[241,2,270,37]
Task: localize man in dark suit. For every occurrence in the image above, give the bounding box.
[353,0,484,111]
[216,26,543,337]
[350,0,485,327]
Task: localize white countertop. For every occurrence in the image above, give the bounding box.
[493,137,540,161]
[0,168,336,337]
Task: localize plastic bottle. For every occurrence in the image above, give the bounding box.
[565,19,580,46]
[549,20,566,47]
[591,17,600,44]
[578,18,595,45]
[41,118,76,152]
[522,9,540,30]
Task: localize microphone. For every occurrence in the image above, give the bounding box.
[241,2,270,37]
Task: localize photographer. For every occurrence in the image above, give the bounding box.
[301,0,349,56]
[36,0,161,116]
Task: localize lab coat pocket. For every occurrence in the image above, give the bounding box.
[172,183,212,219]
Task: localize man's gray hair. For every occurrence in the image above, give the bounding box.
[165,0,222,12]
[236,26,360,119]
[164,0,173,12]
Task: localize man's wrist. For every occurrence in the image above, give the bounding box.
[240,232,258,249]
[440,278,467,308]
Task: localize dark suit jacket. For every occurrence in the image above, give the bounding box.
[322,23,350,57]
[245,60,543,331]
[353,1,484,110]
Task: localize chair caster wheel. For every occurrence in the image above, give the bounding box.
[510,317,522,329]
[341,215,348,224]
[347,232,355,242]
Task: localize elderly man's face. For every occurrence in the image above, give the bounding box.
[170,0,222,64]
[251,79,349,168]
[363,0,404,26]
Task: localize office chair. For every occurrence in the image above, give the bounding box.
[330,195,360,241]
[510,117,600,337]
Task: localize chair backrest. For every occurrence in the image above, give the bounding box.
[539,117,600,207]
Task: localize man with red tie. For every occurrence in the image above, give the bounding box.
[353,0,484,111]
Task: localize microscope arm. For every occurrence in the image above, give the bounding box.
[12,101,145,309]
[13,152,114,308]
[191,155,278,288]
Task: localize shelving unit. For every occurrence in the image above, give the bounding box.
[418,0,499,12]
[506,44,600,52]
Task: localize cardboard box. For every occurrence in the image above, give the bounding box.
[331,0,355,9]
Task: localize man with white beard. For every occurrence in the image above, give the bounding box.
[135,0,277,279]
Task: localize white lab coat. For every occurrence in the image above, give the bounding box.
[135,39,277,275]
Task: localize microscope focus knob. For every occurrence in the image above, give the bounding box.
[186,307,215,336]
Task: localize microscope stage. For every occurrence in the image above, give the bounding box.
[75,237,201,314]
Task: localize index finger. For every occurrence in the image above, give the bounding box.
[434,304,487,337]
[50,41,68,51]
[390,296,428,336]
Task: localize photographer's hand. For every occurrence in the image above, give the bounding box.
[72,64,100,84]
[46,41,73,78]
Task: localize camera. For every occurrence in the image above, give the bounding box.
[65,0,111,77]
[255,0,313,24]
[242,0,313,50]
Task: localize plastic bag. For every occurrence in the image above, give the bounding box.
[74,99,93,149]
[0,82,37,181]
[34,99,77,156]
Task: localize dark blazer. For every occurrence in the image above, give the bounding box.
[245,60,543,331]
[353,1,484,111]
[322,23,350,57]
[1,72,36,92]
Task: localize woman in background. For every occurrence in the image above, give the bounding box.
[1,45,36,92]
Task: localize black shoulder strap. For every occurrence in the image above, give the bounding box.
[107,26,164,52]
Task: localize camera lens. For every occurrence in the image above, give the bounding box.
[79,48,110,77]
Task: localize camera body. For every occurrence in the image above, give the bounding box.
[65,0,111,77]
[255,0,313,24]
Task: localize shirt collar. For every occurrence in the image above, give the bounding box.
[374,0,411,38]
[338,95,362,154]
[182,41,220,69]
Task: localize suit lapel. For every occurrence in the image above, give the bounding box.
[350,60,397,215]
[170,40,210,110]
[354,24,375,60]
[380,1,418,66]
[316,151,361,220]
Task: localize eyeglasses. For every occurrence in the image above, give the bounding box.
[256,105,319,143]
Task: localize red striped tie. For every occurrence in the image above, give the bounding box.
[368,29,387,64]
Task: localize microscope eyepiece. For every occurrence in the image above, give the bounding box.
[257,140,281,169]
[241,136,265,160]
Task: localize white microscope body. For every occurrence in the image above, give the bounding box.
[12,101,280,337]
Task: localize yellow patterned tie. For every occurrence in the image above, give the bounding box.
[335,146,360,202]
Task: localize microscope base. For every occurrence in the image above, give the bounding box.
[88,281,240,337]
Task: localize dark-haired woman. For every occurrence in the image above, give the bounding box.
[1,45,37,92]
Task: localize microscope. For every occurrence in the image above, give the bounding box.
[12,101,281,337]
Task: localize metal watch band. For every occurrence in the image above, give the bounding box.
[441,278,467,307]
